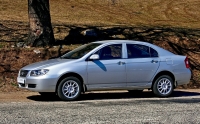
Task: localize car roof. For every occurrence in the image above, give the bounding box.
[93,40,145,44]
[93,40,160,48]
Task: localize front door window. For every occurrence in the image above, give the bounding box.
[95,44,122,60]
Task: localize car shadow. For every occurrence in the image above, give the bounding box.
[26,90,200,102]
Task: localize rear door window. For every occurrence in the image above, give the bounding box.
[126,44,158,58]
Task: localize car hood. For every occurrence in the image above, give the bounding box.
[21,59,75,70]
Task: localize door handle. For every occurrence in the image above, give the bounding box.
[118,61,125,65]
[151,60,158,63]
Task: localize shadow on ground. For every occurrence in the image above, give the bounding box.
[27,90,200,102]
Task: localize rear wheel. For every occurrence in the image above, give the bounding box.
[152,75,174,97]
[57,76,81,101]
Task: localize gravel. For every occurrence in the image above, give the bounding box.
[0,90,200,123]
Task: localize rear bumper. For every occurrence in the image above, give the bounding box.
[174,69,191,86]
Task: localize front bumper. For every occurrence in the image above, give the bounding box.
[17,75,57,92]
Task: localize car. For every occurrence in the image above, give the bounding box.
[17,40,191,101]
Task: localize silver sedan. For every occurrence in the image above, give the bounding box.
[17,40,191,101]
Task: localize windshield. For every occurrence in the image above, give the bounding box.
[61,43,102,59]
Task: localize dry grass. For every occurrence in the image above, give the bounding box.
[0,0,200,28]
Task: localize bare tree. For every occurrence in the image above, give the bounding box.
[26,0,55,47]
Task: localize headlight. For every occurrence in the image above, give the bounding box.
[30,69,49,76]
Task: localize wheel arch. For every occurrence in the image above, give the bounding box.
[152,71,176,89]
[55,72,86,93]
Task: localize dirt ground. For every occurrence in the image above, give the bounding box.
[0,91,38,102]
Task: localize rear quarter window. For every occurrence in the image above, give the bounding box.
[150,47,158,57]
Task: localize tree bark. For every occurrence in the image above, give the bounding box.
[27,0,55,47]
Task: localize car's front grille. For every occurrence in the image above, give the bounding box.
[20,70,29,77]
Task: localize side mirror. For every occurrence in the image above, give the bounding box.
[89,54,99,60]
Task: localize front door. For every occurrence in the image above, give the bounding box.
[87,44,126,90]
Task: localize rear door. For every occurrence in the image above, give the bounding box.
[125,44,160,87]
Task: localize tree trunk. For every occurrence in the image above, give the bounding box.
[27,0,55,47]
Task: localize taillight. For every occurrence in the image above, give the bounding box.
[184,57,190,68]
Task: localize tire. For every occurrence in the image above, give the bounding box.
[57,76,81,101]
[152,75,174,97]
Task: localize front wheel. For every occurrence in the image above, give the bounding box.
[57,76,81,101]
[152,75,174,97]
